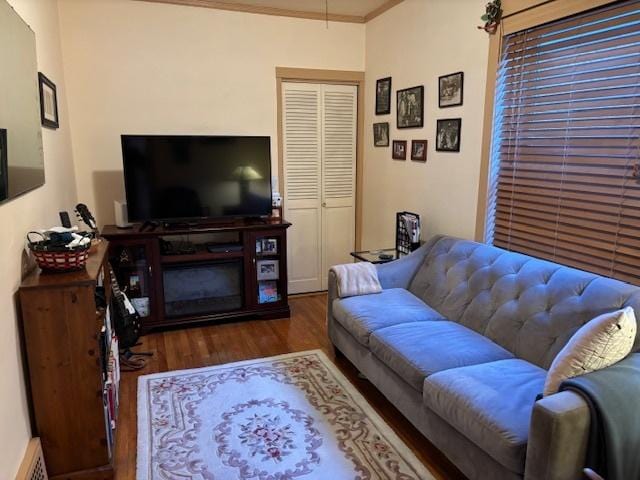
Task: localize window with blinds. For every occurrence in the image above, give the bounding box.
[486,0,640,284]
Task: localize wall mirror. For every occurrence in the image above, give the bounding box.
[0,0,45,203]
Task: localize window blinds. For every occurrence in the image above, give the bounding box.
[487,0,640,284]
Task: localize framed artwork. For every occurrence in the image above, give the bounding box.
[397,86,424,128]
[373,122,390,147]
[436,118,462,152]
[0,129,7,201]
[260,238,278,254]
[439,72,464,108]
[129,274,140,290]
[411,140,428,162]
[375,77,392,115]
[130,297,150,317]
[257,259,279,280]
[38,72,59,129]
[392,140,407,160]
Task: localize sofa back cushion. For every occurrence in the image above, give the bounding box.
[408,236,640,369]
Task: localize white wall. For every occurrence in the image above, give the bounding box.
[57,0,366,226]
[362,0,489,248]
[0,0,77,477]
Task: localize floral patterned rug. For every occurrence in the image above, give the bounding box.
[137,350,435,479]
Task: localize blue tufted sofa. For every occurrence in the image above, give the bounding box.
[328,235,640,480]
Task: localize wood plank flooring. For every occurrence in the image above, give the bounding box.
[114,293,466,480]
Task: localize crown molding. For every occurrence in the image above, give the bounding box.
[134,0,404,24]
[364,0,404,22]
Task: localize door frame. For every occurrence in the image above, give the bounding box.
[276,66,365,250]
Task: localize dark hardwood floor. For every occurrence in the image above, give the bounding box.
[114,293,466,480]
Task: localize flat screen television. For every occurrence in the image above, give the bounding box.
[121,135,272,222]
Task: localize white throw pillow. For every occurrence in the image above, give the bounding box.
[543,306,637,396]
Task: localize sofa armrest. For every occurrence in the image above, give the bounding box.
[375,235,443,290]
[525,390,590,480]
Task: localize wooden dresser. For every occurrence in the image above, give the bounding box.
[19,241,118,480]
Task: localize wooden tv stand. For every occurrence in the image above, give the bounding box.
[102,217,291,332]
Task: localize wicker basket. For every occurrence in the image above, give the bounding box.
[27,232,91,272]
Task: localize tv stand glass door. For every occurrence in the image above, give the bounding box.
[247,229,288,309]
[109,239,155,319]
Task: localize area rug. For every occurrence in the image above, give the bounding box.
[137,349,435,479]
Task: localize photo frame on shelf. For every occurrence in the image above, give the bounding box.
[128,274,141,295]
[411,140,428,162]
[375,77,392,115]
[397,86,424,129]
[260,238,278,254]
[38,72,59,129]
[373,122,389,147]
[436,118,462,152]
[257,259,279,281]
[439,72,464,108]
[392,140,407,160]
[130,297,150,317]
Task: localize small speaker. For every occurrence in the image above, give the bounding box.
[114,200,133,229]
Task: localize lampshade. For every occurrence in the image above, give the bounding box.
[233,165,263,181]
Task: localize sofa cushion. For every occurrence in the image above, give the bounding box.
[370,321,514,392]
[332,288,445,346]
[543,306,637,396]
[408,236,640,369]
[423,359,546,474]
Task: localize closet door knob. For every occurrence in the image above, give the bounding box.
[321,202,327,207]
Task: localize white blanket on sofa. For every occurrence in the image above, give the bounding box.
[330,262,382,298]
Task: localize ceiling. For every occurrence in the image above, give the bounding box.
[137,0,403,23]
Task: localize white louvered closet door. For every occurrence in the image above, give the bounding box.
[283,83,323,293]
[283,82,357,294]
[321,84,357,289]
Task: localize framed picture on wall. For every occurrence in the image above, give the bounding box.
[392,140,407,160]
[411,140,428,162]
[375,77,392,115]
[0,129,7,201]
[38,72,59,129]
[439,72,464,108]
[373,122,389,147]
[397,86,424,129]
[436,118,462,152]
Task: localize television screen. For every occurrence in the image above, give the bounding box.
[121,135,272,222]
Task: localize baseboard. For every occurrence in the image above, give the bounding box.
[49,464,113,480]
[16,438,48,480]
